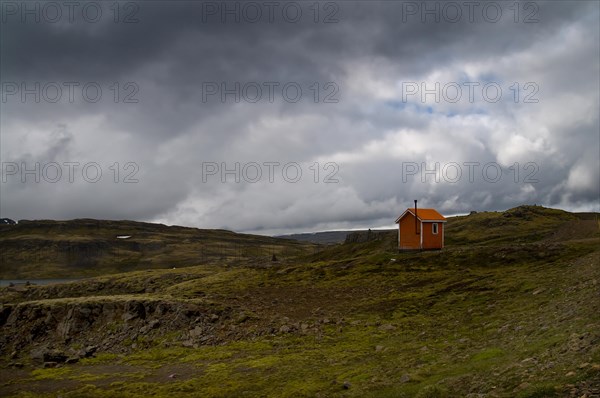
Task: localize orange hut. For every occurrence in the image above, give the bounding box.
[395,201,446,250]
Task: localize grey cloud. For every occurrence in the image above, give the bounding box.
[1,0,598,232]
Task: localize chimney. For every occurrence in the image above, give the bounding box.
[414,200,419,235]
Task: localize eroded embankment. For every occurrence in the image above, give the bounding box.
[0,296,260,366]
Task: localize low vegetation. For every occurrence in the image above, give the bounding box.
[0,206,599,397]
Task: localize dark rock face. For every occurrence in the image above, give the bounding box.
[0,305,12,326]
[43,349,68,363]
[0,300,233,360]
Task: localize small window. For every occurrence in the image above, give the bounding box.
[432,223,438,234]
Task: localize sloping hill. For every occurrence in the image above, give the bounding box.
[445,205,597,245]
[333,205,599,251]
[0,206,599,397]
[0,219,315,279]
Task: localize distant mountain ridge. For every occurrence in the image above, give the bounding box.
[0,219,315,279]
[276,230,367,244]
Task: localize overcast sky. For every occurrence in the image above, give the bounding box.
[1,0,599,235]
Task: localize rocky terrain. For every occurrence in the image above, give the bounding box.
[0,205,599,397]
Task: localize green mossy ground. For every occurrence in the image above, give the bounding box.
[1,206,599,397]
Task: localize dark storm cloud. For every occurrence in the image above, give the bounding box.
[1,0,598,233]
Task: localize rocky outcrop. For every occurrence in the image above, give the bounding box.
[0,298,234,362]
